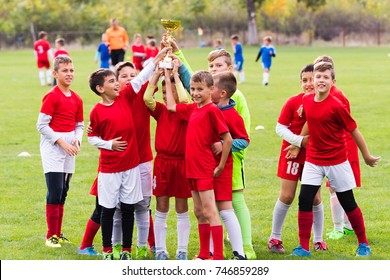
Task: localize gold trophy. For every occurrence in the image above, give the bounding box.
[159,19,181,69]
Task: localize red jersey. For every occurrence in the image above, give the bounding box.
[122,83,153,163]
[40,86,83,132]
[278,93,307,163]
[216,104,249,179]
[176,102,229,179]
[145,46,159,60]
[54,49,69,58]
[150,102,187,156]
[131,44,146,70]
[34,39,51,62]
[302,93,357,166]
[330,86,359,162]
[89,90,140,173]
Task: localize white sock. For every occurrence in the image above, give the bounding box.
[312,202,324,243]
[239,72,245,83]
[111,208,122,245]
[39,70,45,86]
[154,210,168,253]
[343,212,352,231]
[270,199,290,240]
[220,209,244,256]
[46,69,52,84]
[135,208,149,247]
[264,72,270,84]
[330,193,344,232]
[176,211,190,254]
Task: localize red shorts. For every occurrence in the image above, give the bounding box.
[326,160,361,188]
[153,155,191,198]
[89,177,98,196]
[37,59,50,69]
[277,155,304,181]
[214,176,232,201]
[188,178,214,192]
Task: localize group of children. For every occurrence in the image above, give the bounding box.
[37,31,379,260]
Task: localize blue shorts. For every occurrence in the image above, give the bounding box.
[262,61,272,70]
[234,60,244,71]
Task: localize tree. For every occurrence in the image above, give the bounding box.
[246,0,258,45]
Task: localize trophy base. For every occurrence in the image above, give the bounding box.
[159,61,173,69]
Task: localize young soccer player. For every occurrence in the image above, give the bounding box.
[34,31,54,86]
[207,49,256,259]
[143,60,191,260]
[291,62,380,257]
[37,55,84,248]
[52,38,69,87]
[88,68,143,260]
[313,55,360,240]
[269,64,326,254]
[230,34,245,83]
[95,33,111,69]
[167,71,233,260]
[211,71,249,260]
[131,33,146,71]
[255,36,276,86]
[143,37,159,68]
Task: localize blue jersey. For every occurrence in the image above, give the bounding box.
[256,45,276,69]
[233,43,244,71]
[97,42,110,65]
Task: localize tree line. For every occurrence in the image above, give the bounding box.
[0,0,389,48]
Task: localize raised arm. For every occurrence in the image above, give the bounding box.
[143,66,161,111]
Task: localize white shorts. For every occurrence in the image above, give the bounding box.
[40,131,76,174]
[139,161,152,197]
[301,161,356,192]
[98,166,143,208]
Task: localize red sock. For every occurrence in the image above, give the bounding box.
[345,207,368,245]
[148,212,155,248]
[210,225,224,260]
[80,219,101,249]
[46,204,59,239]
[198,223,211,259]
[103,246,112,253]
[122,247,131,252]
[298,211,313,251]
[57,204,64,237]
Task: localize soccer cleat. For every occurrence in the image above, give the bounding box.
[78,245,99,256]
[112,244,122,260]
[155,251,169,260]
[291,245,312,257]
[136,246,148,260]
[268,238,285,253]
[314,241,328,251]
[58,233,70,244]
[120,251,132,260]
[344,227,354,235]
[243,244,257,260]
[46,235,61,248]
[327,230,345,240]
[149,245,156,255]
[102,252,113,260]
[232,251,247,260]
[176,251,188,260]
[356,243,372,257]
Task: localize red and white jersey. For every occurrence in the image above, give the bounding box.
[145,47,158,60]
[216,107,249,179]
[302,93,357,166]
[54,49,69,58]
[121,83,153,163]
[88,90,140,173]
[330,86,359,163]
[34,39,51,61]
[132,44,146,70]
[150,102,188,157]
[176,102,229,179]
[278,93,307,163]
[40,86,83,132]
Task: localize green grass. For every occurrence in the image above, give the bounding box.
[0,46,389,260]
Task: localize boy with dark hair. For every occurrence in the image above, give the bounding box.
[230,34,245,83]
[255,36,276,86]
[34,31,53,86]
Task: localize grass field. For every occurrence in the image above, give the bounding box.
[0,46,389,261]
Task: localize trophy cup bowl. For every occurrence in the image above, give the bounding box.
[160,19,181,69]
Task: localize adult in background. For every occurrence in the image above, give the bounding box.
[105,18,129,66]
